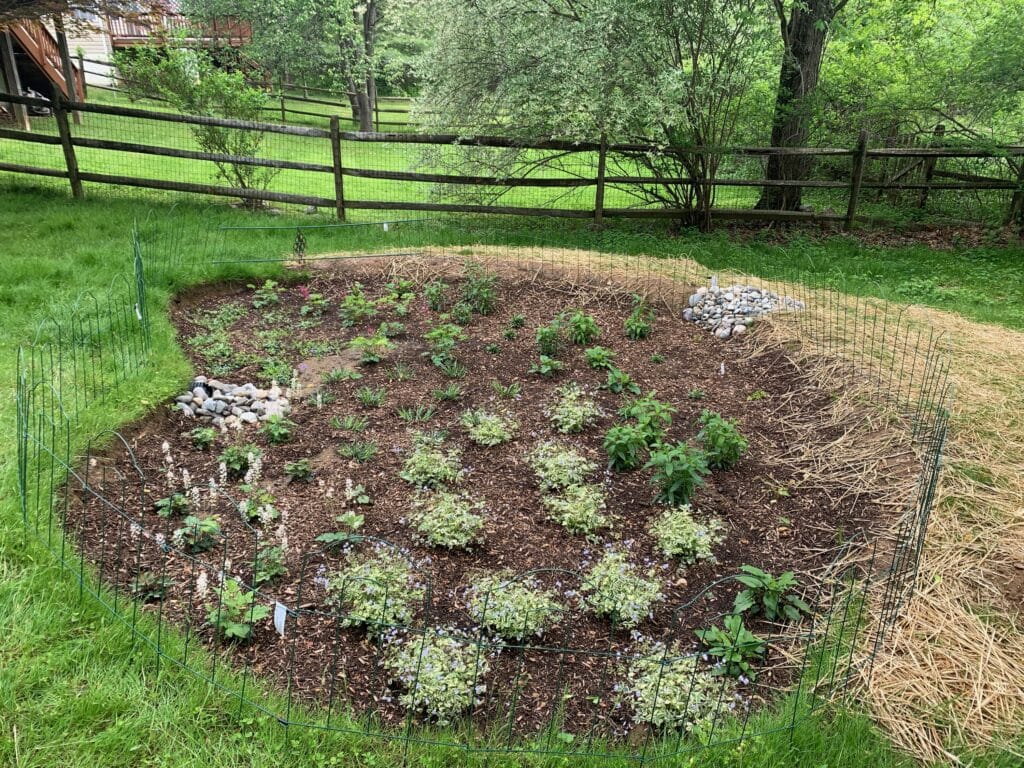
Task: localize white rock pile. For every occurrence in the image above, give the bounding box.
[683,282,804,339]
[174,376,291,429]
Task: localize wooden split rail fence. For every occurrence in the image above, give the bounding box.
[1,90,1022,228]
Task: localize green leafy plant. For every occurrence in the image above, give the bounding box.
[340,282,377,326]
[283,458,313,482]
[502,327,517,340]
[345,481,372,505]
[450,301,474,326]
[603,424,648,471]
[535,321,562,356]
[326,547,424,634]
[542,484,609,537]
[620,393,676,446]
[529,355,565,377]
[625,297,655,340]
[603,367,640,395]
[237,486,279,524]
[172,515,221,553]
[485,343,501,354]
[491,380,522,399]
[324,368,362,384]
[397,404,436,424]
[260,358,292,385]
[747,389,768,401]
[564,310,601,344]
[389,362,417,382]
[315,509,365,549]
[190,427,217,450]
[508,313,526,329]
[411,491,486,549]
[299,291,330,317]
[218,444,261,479]
[466,572,563,641]
[259,415,295,445]
[459,409,515,446]
[528,441,598,491]
[333,413,369,432]
[461,261,499,314]
[154,492,190,518]
[649,352,666,364]
[307,389,336,408]
[437,358,467,379]
[695,614,766,679]
[424,280,449,311]
[383,629,489,724]
[338,439,378,463]
[401,434,463,488]
[584,346,617,369]
[423,322,466,367]
[349,334,395,365]
[732,566,810,622]
[581,550,662,629]
[697,410,749,469]
[250,279,282,308]
[645,443,710,505]
[132,571,175,603]
[207,578,270,641]
[687,388,706,401]
[253,545,287,585]
[356,386,387,408]
[649,505,724,565]
[378,321,406,338]
[433,383,464,402]
[547,383,602,433]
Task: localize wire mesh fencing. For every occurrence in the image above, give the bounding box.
[15,217,951,764]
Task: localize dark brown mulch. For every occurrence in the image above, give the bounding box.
[66,263,908,739]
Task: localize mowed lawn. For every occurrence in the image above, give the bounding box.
[0,181,1022,767]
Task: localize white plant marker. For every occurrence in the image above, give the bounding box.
[274,601,287,637]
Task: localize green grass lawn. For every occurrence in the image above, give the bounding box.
[0,181,1022,767]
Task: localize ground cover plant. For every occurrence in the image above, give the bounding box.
[58,259,927,745]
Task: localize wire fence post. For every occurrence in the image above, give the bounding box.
[52,86,83,199]
[330,116,346,221]
[593,132,608,228]
[844,129,869,231]
[917,124,945,209]
[1004,160,1024,232]
[77,52,88,99]
[0,31,30,132]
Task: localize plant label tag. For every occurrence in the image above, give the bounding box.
[135,303,142,321]
[382,222,389,232]
[274,601,287,637]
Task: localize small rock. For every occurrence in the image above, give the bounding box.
[176,402,195,418]
[715,326,732,340]
[240,412,259,424]
[175,394,192,404]
[733,324,747,336]
[682,308,694,322]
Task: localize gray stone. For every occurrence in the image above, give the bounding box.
[715,326,732,340]
[682,308,694,322]
[688,293,703,307]
[733,324,747,336]
[175,394,192,404]
[176,402,195,418]
[240,412,259,424]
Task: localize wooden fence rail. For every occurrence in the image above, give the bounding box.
[1,90,1021,229]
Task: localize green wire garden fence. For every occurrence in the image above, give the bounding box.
[16,218,950,764]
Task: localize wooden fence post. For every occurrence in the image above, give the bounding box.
[917,123,946,208]
[77,52,87,99]
[53,16,81,125]
[52,87,83,198]
[844,129,869,231]
[330,116,346,221]
[1007,160,1024,232]
[1,31,30,132]
[593,132,608,228]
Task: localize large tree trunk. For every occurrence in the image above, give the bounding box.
[757,1,837,211]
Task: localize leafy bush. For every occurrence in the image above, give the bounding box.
[155,492,190,518]
[237,486,280,525]
[326,547,424,634]
[618,642,731,734]
[411,491,486,549]
[697,410,749,469]
[190,427,217,450]
[584,346,617,369]
[732,566,810,622]
[219,443,262,479]
[466,572,563,641]
[620,393,676,446]
[340,282,377,326]
[461,261,499,314]
[603,367,640,395]
[491,380,522,399]
[259,358,292,385]
[172,515,221,552]
[437,358,467,379]
[334,413,369,432]
[529,355,565,377]
[424,280,449,311]
[649,505,724,565]
[695,614,766,679]
[508,313,526,329]
[528,441,598,491]
[397,404,436,424]
[207,578,270,641]
[356,385,387,408]
[401,434,463,488]
[542,484,609,537]
[535,321,562,356]
[337,440,378,463]
[299,291,330,317]
[564,310,601,344]
[253,545,287,585]
[687,388,706,401]
[432,383,464,402]
[349,334,395,365]
[460,410,516,446]
[259,415,295,444]
[603,424,648,471]
[378,321,406,338]
[625,297,655,340]
[324,368,363,383]
[450,301,474,326]
[581,550,662,629]
[383,629,489,724]
[645,443,710,505]
[547,383,602,433]
[284,458,312,482]
[423,322,466,367]
[389,362,417,382]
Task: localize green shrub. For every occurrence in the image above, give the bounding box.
[732,566,810,622]
[565,310,601,344]
[190,427,217,450]
[154,492,190,518]
[355,386,386,408]
[349,334,395,365]
[491,380,522,399]
[460,409,516,446]
[584,346,617,369]
[542,484,608,537]
[423,322,466,367]
[324,368,362,383]
[697,410,749,469]
[259,414,295,444]
[397,404,436,424]
[377,321,406,338]
[326,547,424,634]
[581,550,662,629]
[508,313,526,329]
[389,362,417,382]
[432,383,464,402]
[649,505,724,565]
[334,413,369,432]
[547,383,602,433]
[401,434,463,488]
[172,515,221,552]
[461,261,499,315]
[603,424,647,471]
[467,572,563,641]
[253,545,287,585]
[625,297,655,340]
[219,444,261,479]
[620,393,676,446]
[528,441,598,491]
[535,321,562,356]
[237,486,280,524]
[529,355,565,377]
[645,443,709,505]
[695,614,766,679]
[340,282,377,326]
[283,458,312,482]
[337,439,378,463]
[437,358,467,379]
[207,578,270,641]
[450,301,474,326]
[299,291,330,317]
[259,358,292,385]
[250,279,281,308]
[411,491,486,549]
[383,629,489,724]
[424,280,449,311]
[603,367,640,395]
